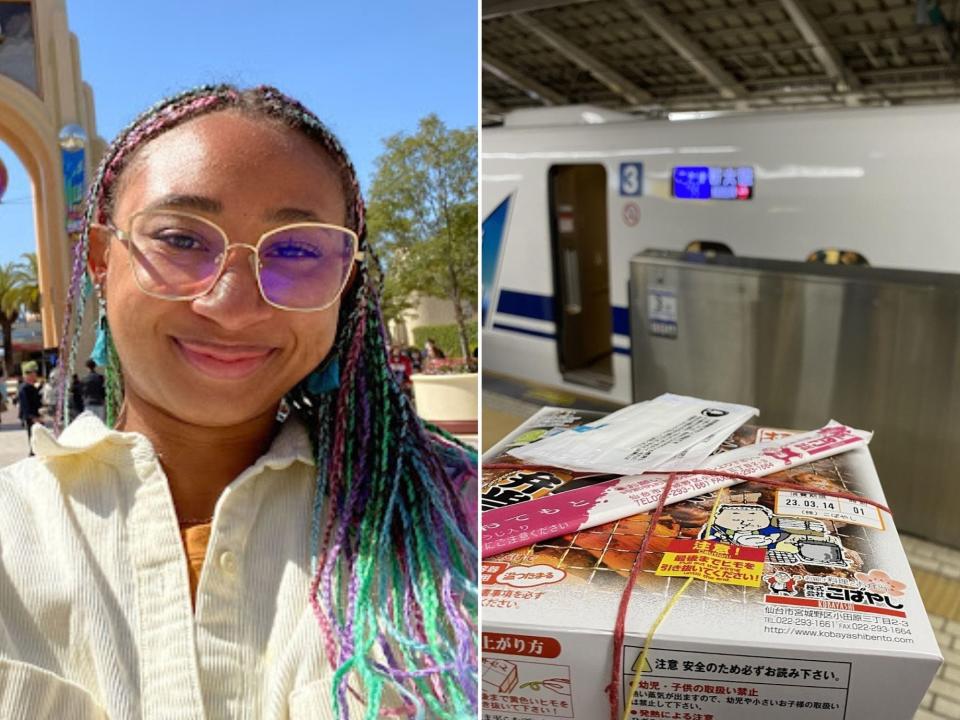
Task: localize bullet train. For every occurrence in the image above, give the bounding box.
[481,103,960,404]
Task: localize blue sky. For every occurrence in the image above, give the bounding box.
[0,1,477,265]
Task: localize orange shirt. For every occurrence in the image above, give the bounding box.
[180,522,212,609]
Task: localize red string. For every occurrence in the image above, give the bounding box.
[605,472,678,720]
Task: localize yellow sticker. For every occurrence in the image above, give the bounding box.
[655,539,766,588]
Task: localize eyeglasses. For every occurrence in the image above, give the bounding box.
[99,210,363,312]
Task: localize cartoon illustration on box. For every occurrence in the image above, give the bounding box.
[765,571,798,596]
[702,505,790,548]
[482,658,519,694]
[700,503,850,567]
[482,658,575,718]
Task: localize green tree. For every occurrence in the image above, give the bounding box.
[0,262,32,376]
[12,252,39,313]
[366,202,415,327]
[367,114,477,358]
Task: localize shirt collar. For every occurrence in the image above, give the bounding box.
[32,412,315,471]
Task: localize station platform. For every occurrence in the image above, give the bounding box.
[483,374,960,720]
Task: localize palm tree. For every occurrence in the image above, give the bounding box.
[12,252,39,314]
[0,262,32,376]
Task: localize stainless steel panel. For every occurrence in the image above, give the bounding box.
[629,251,960,548]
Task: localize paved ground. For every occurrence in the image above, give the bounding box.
[0,400,37,468]
[483,379,960,720]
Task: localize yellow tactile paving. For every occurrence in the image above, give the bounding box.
[482,405,526,453]
[915,569,960,623]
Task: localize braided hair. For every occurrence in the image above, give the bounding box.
[53,85,478,719]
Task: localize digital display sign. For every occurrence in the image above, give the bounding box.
[673,166,754,201]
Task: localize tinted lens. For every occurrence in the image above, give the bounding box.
[258,225,355,309]
[129,212,225,297]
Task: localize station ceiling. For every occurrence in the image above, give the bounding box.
[482,0,960,123]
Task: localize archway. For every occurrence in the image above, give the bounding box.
[0,0,104,368]
[0,75,69,352]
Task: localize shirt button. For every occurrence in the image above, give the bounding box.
[219,550,238,575]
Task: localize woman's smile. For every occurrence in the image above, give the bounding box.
[173,336,277,379]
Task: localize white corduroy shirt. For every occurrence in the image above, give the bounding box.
[0,413,368,719]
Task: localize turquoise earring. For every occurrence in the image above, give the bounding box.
[285,354,340,421]
[307,356,340,394]
[91,289,109,367]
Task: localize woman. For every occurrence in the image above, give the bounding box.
[0,86,476,719]
[424,338,446,361]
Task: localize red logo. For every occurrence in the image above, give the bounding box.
[481,561,509,585]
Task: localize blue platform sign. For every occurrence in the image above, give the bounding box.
[673,166,712,199]
[673,165,754,201]
[619,162,643,196]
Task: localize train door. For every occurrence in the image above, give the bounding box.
[548,164,613,389]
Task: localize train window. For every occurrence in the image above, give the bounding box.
[673,166,754,200]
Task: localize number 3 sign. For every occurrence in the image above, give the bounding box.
[619,162,643,196]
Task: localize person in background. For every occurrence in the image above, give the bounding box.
[79,358,106,421]
[41,364,60,420]
[389,345,414,397]
[17,361,42,455]
[69,373,85,419]
[424,337,446,360]
[405,345,422,372]
[0,371,8,413]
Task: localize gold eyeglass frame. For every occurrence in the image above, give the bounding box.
[97,209,365,313]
